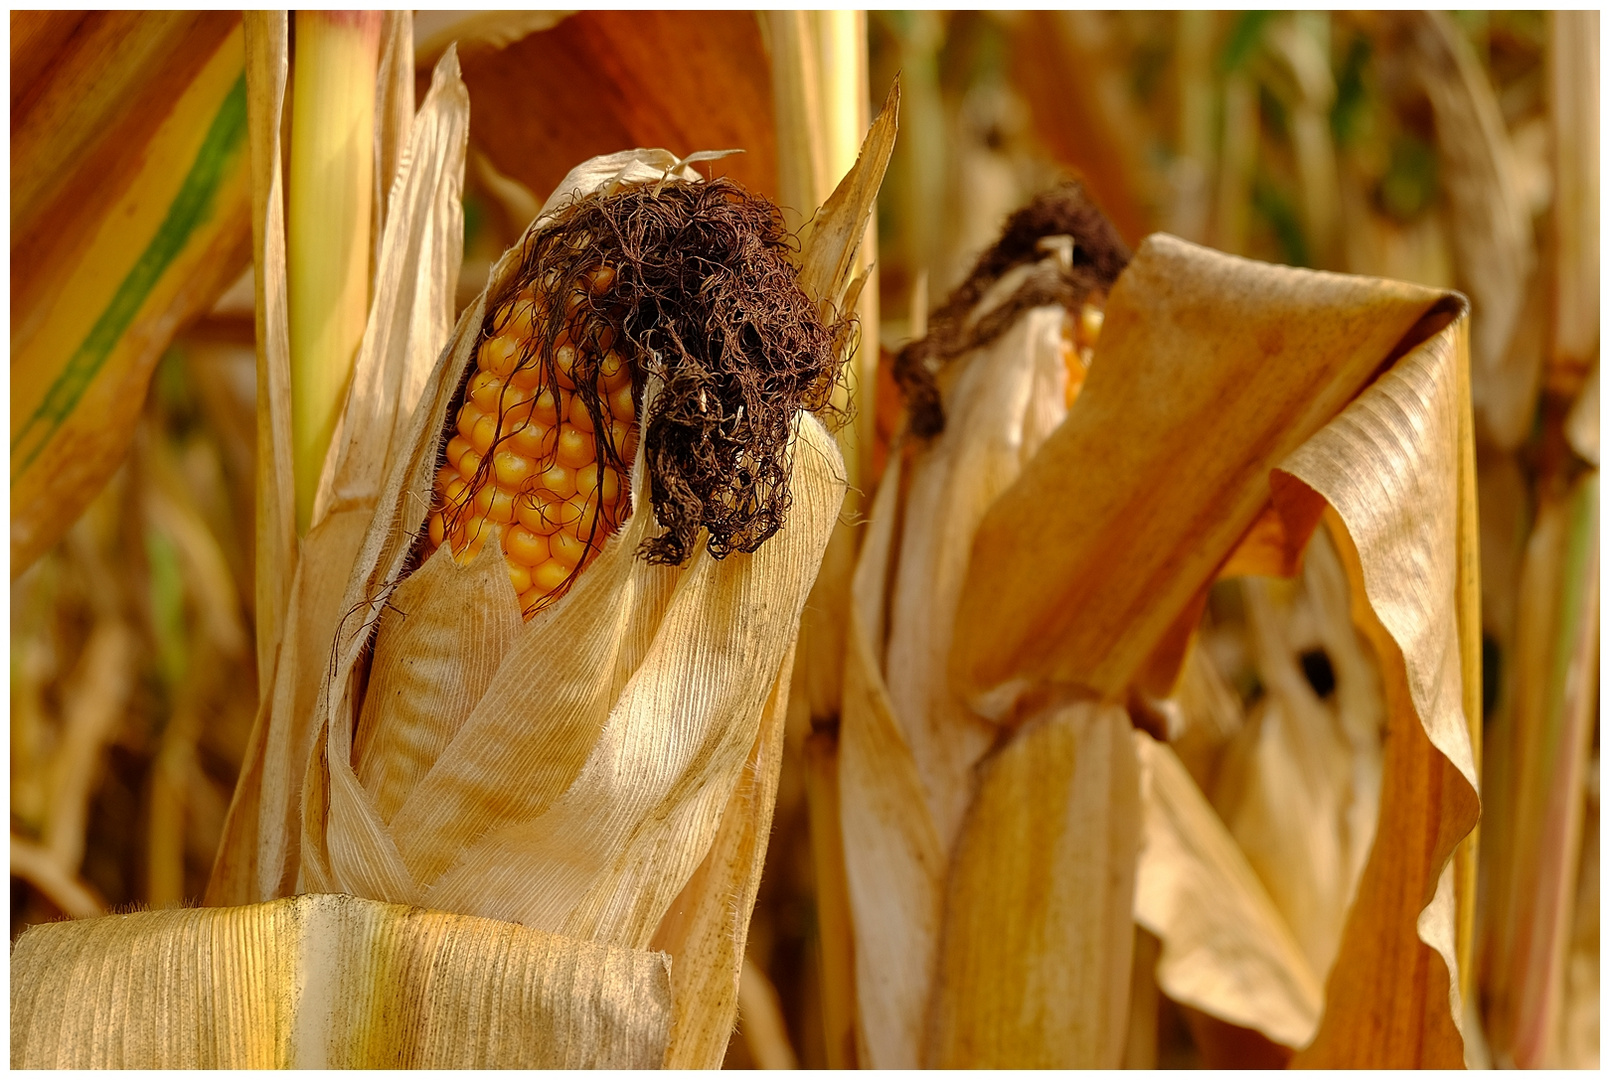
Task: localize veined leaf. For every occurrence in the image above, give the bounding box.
[11,18,251,576]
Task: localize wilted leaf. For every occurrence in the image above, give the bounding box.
[1279,320,1482,1068]
[952,235,1449,710]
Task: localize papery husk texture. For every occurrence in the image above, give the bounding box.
[10,893,671,1069]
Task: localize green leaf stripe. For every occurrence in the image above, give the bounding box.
[13,72,248,480]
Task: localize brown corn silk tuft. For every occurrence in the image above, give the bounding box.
[891,180,1130,438]
[423,178,848,616]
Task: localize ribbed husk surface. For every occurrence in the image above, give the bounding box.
[839,234,1482,1067]
[11,893,671,1068]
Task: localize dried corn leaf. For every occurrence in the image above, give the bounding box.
[10,893,672,1068]
[459,13,777,204]
[952,237,1453,709]
[208,45,469,905]
[1133,732,1323,1049]
[11,16,251,575]
[1280,322,1482,1067]
[928,702,1139,1067]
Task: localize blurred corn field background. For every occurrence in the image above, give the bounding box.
[10,10,1597,1070]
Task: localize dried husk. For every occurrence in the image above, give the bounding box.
[928,702,1140,1067]
[843,232,1482,1066]
[1133,731,1324,1048]
[1210,528,1384,985]
[10,893,671,1068]
[11,14,252,576]
[840,293,1076,1067]
[209,39,469,905]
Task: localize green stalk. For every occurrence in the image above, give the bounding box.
[287,10,381,533]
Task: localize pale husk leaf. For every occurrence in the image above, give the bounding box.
[884,305,1070,850]
[839,453,946,1069]
[10,893,671,1068]
[208,46,470,905]
[352,535,523,824]
[927,702,1139,1067]
[1133,731,1323,1048]
[839,297,1074,1066]
[650,645,795,1068]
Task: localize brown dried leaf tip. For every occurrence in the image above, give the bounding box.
[425,177,849,616]
[894,180,1132,438]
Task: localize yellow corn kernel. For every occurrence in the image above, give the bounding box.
[423,264,638,616]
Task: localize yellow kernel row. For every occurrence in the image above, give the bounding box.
[422,266,639,617]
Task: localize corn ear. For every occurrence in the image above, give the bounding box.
[11,15,251,576]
